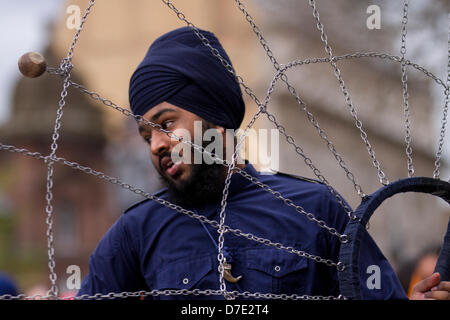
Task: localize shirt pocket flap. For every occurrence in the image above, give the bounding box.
[154,255,213,290]
[246,248,308,278]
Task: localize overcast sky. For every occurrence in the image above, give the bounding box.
[0,0,63,125]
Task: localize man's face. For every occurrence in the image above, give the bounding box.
[138,102,201,184]
[138,102,227,206]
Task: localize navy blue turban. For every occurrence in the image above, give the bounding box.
[129,27,245,129]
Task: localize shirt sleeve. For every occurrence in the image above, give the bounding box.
[77,215,145,297]
[323,187,408,300]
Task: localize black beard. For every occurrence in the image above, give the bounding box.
[159,120,226,208]
[160,161,226,208]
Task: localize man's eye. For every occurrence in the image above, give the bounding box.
[143,136,151,144]
[161,120,174,130]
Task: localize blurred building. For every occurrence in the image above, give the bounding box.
[0,46,116,291]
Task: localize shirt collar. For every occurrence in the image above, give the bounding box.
[227,161,258,197]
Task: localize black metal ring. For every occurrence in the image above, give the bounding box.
[338,177,450,299]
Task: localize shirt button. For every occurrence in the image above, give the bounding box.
[182,278,189,285]
[274,266,281,272]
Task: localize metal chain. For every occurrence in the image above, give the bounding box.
[263,108,356,220]
[162,0,358,221]
[0,290,344,301]
[236,168,349,243]
[400,0,414,177]
[307,0,389,186]
[434,15,450,179]
[42,0,96,298]
[0,143,345,274]
[277,52,449,91]
[232,0,365,203]
[216,107,266,299]
[233,0,280,71]
[278,71,366,198]
[38,78,353,239]
[5,0,447,301]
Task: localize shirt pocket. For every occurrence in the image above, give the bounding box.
[245,247,308,294]
[151,254,218,299]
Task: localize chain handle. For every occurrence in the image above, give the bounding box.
[400,0,414,177]
[434,14,450,179]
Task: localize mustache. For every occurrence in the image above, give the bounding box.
[158,151,172,171]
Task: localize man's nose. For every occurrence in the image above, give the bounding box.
[150,131,170,156]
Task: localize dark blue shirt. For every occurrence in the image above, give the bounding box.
[0,272,18,296]
[78,163,407,299]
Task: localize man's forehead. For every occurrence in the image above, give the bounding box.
[143,102,180,120]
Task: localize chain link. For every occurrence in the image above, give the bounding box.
[434,15,450,179]
[163,0,358,221]
[0,143,346,274]
[0,290,344,300]
[232,0,365,203]
[400,0,414,177]
[42,0,97,298]
[2,0,447,301]
[308,0,389,186]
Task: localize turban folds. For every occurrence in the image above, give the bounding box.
[129,27,245,129]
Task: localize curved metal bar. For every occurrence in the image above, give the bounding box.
[339,177,450,299]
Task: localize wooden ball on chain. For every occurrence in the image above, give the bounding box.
[18,52,47,78]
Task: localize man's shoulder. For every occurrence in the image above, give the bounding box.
[272,170,325,186]
[123,187,168,215]
[264,169,326,191]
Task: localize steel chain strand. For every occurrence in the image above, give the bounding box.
[10,66,351,235]
[0,141,350,242]
[400,0,414,177]
[0,143,46,160]
[4,1,442,302]
[0,289,344,300]
[235,168,350,242]
[233,0,280,70]
[232,0,365,199]
[307,0,389,186]
[64,0,96,63]
[23,0,336,299]
[43,71,72,298]
[43,0,97,298]
[67,80,236,168]
[278,67,366,198]
[280,52,449,90]
[0,148,345,301]
[59,52,450,192]
[65,2,350,290]
[53,153,344,269]
[263,109,355,220]
[434,15,450,179]
[215,108,265,299]
[223,224,344,270]
[49,52,449,95]
[68,76,357,225]
[0,143,344,271]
